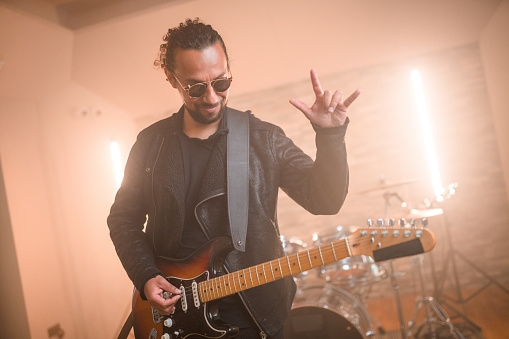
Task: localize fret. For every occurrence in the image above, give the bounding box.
[286,256,293,275]
[248,268,254,288]
[198,282,205,302]
[331,241,338,261]
[231,272,238,293]
[318,246,325,265]
[241,270,247,290]
[213,279,219,299]
[255,265,261,285]
[277,258,284,278]
[237,271,242,291]
[208,281,216,301]
[344,237,352,257]
[219,275,226,298]
[215,277,222,298]
[269,261,276,281]
[262,264,268,283]
[225,274,233,295]
[296,253,303,272]
[307,250,313,269]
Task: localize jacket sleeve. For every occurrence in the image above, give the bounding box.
[107,134,163,298]
[274,118,350,215]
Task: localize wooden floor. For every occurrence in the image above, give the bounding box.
[366,284,509,339]
[125,283,509,338]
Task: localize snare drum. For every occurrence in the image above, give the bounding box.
[285,284,375,338]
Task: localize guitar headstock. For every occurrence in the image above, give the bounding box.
[347,218,436,262]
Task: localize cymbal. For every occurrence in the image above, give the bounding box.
[354,178,423,195]
[406,208,443,218]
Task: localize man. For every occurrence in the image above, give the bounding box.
[108,18,360,338]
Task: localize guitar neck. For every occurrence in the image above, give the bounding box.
[198,238,350,302]
[197,226,435,303]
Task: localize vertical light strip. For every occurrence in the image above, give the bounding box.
[110,141,124,188]
[411,69,444,198]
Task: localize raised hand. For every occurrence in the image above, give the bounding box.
[289,69,361,128]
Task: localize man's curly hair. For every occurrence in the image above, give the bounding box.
[154,18,230,73]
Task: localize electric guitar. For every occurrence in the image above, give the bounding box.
[132,225,436,339]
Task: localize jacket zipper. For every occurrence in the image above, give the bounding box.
[194,196,267,339]
[150,137,165,252]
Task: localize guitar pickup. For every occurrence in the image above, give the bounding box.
[180,285,187,312]
[192,281,200,308]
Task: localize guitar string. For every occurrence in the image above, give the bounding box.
[171,230,425,300]
[173,229,422,299]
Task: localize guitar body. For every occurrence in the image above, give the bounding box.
[132,237,239,339]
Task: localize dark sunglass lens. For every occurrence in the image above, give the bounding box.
[188,84,207,98]
[212,79,231,93]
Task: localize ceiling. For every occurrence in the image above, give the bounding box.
[0,0,192,29]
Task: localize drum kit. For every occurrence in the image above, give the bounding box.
[283,178,462,339]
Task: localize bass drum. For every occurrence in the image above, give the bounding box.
[284,284,375,339]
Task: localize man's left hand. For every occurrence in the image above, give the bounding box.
[289,69,361,128]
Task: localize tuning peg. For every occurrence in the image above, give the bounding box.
[377,218,384,227]
[421,218,428,229]
[388,219,395,228]
[367,219,373,227]
[410,218,416,228]
[399,218,406,228]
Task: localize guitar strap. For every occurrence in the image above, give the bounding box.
[117,312,132,339]
[226,107,250,252]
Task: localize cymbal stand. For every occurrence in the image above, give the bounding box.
[381,192,408,338]
[369,218,407,338]
[431,211,497,334]
[406,219,465,339]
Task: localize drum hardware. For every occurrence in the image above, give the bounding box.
[406,218,465,339]
[372,217,408,339]
[423,184,491,336]
[373,178,439,339]
[354,177,422,195]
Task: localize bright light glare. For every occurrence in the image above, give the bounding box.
[411,69,444,198]
[110,141,124,188]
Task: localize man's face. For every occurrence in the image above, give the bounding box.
[166,42,230,125]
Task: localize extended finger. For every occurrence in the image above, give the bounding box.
[310,69,324,97]
[343,89,361,108]
[289,99,312,118]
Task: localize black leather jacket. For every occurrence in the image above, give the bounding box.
[107,106,349,336]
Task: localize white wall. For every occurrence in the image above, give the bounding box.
[480,0,509,204]
[0,6,136,338]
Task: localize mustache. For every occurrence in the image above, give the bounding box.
[199,99,223,109]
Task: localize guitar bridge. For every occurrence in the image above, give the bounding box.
[151,307,163,324]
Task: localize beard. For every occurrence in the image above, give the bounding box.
[185,99,227,125]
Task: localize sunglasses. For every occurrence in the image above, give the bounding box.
[172,73,233,98]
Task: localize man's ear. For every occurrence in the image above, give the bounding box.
[164,68,177,89]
